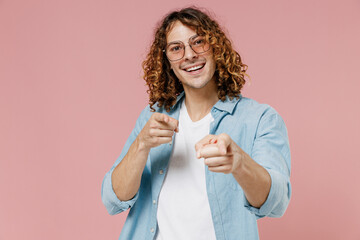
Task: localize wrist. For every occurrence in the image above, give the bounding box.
[231,151,250,178]
[135,136,151,153]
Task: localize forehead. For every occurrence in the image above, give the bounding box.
[166,21,197,43]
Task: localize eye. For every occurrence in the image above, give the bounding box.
[194,38,204,45]
[171,46,181,51]
[167,43,183,52]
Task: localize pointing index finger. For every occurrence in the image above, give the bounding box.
[195,135,216,152]
[153,113,178,131]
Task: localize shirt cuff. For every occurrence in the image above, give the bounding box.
[244,168,288,218]
[101,169,139,215]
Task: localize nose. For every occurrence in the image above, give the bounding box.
[183,44,198,60]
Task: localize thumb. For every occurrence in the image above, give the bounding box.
[217,138,229,155]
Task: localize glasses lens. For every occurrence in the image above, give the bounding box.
[166,42,184,61]
[190,36,210,54]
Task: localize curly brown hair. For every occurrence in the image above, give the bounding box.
[142,7,248,112]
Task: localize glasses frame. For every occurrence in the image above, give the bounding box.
[163,35,211,62]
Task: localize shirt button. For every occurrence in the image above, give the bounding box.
[150,228,155,233]
[153,200,156,205]
[159,169,164,175]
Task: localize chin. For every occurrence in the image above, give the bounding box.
[182,78,213,90]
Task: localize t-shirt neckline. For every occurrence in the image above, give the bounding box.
[180,100,213,127]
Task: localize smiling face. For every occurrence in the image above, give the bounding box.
[166,21,216,92]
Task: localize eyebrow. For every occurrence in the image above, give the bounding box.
[167,34,198,45]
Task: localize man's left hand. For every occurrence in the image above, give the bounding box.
[195,133,247,174]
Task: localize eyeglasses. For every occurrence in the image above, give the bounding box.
[163,35,210,61]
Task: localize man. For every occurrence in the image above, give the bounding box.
[101,7,291,240]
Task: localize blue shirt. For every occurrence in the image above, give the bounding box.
[101,92,291,240]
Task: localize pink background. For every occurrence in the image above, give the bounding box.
[1,0,359,239]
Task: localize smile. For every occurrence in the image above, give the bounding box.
[183,63,205,72]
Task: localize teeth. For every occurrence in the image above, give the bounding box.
[185,64,204,72]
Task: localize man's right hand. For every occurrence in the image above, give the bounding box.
[137,113,179,150]
[111,113,178,201]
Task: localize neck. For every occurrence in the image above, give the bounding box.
[183,80,218,122]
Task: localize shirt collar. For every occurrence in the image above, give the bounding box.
[213,95,242,114]
[172,92,242,115]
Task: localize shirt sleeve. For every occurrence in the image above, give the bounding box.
[101,107,148,215]
[244,107,291,218]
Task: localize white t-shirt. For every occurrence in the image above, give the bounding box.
[155,101,216,240]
